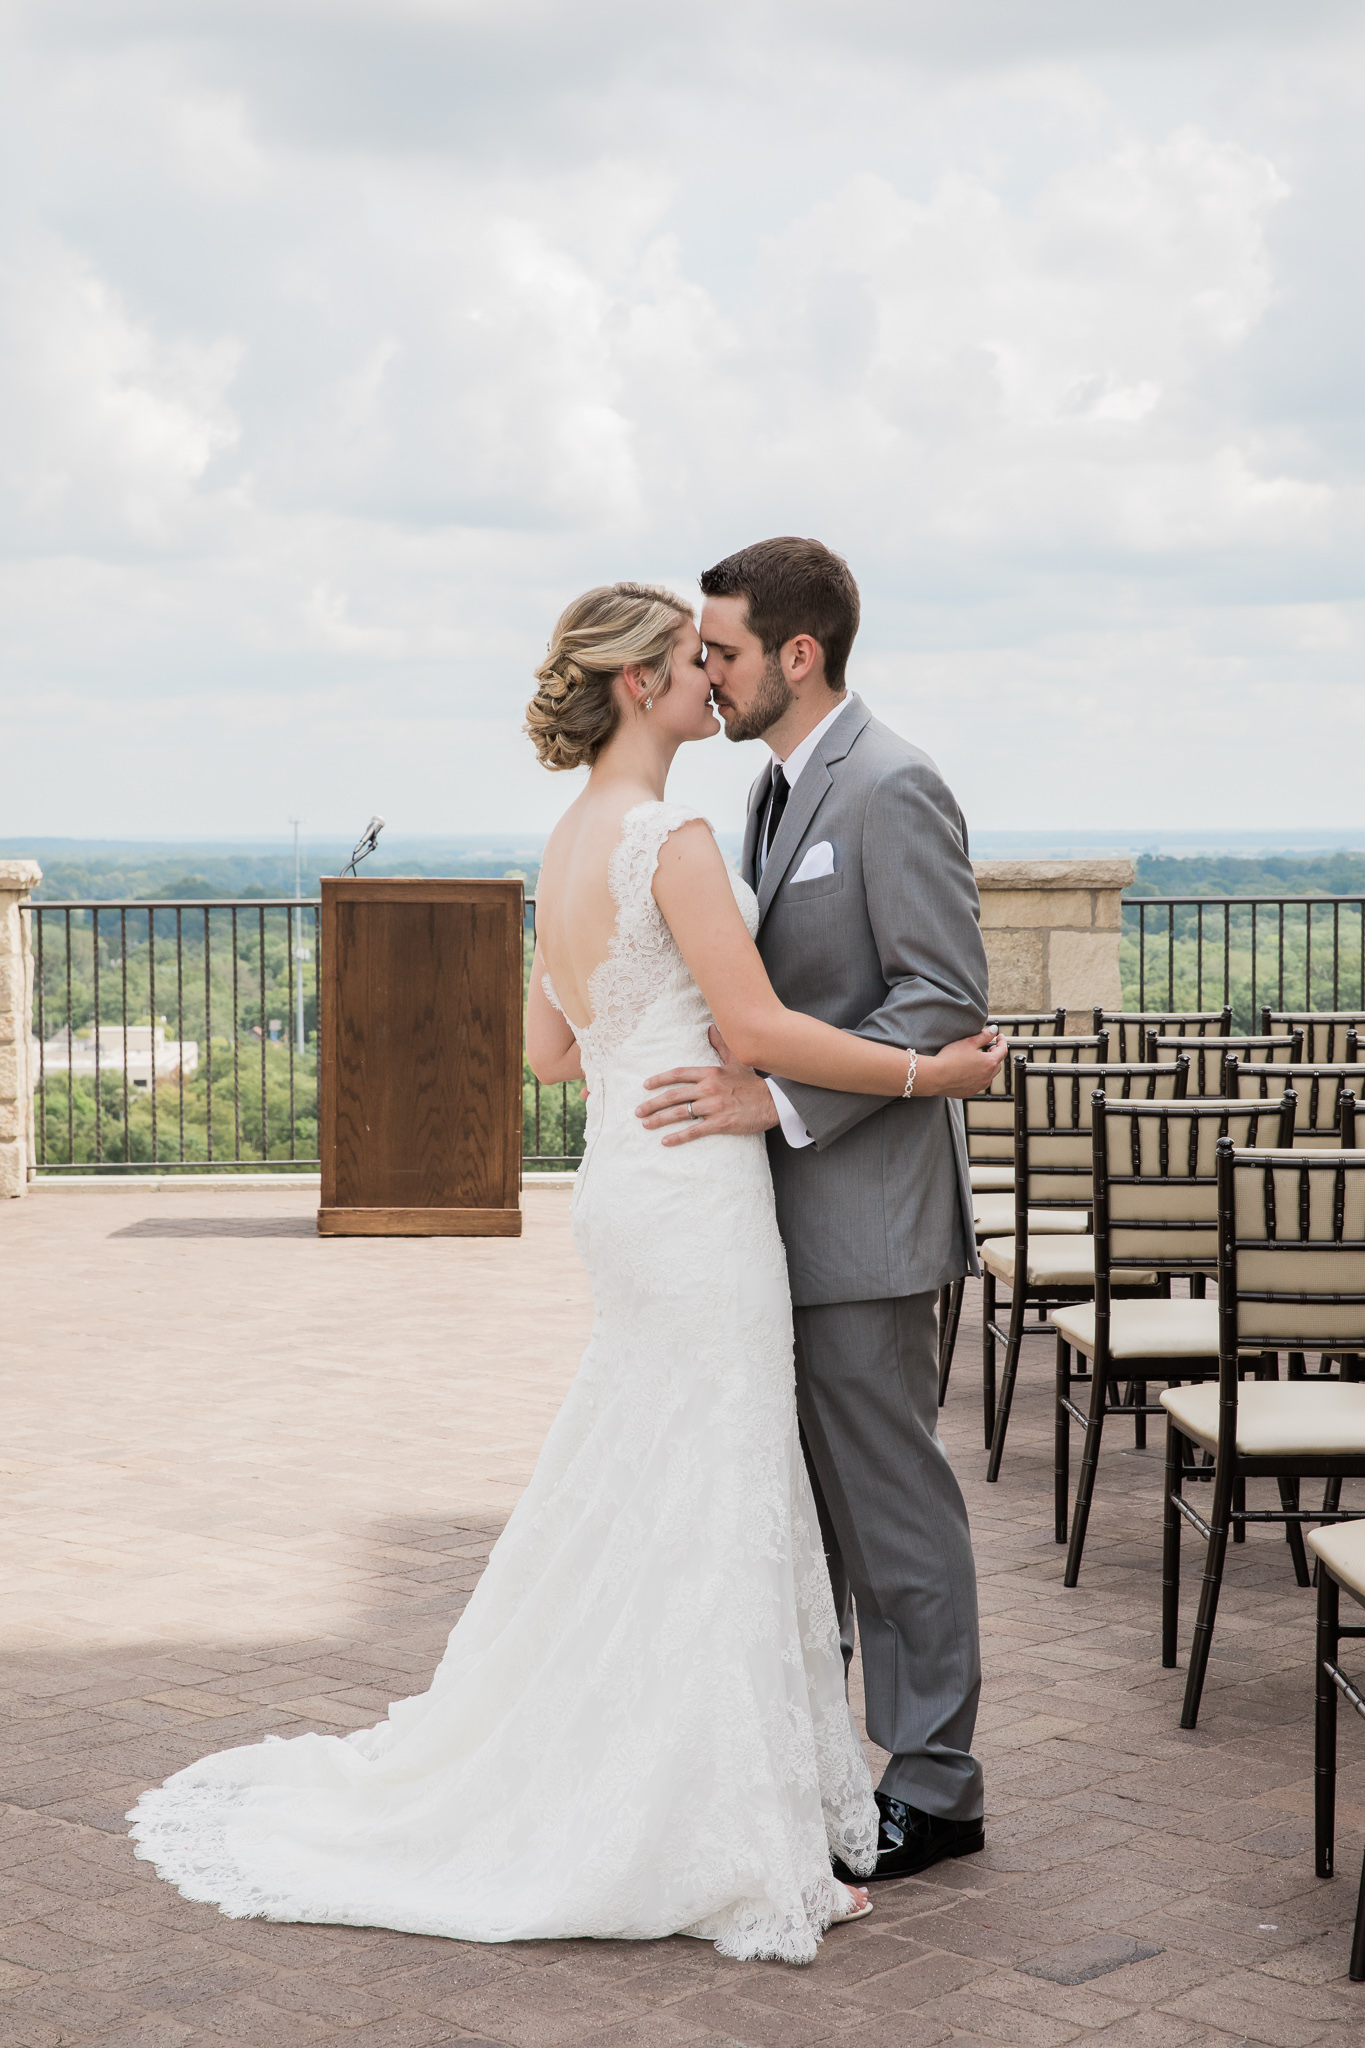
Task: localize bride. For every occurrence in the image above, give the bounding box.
[129,581,1002,1964]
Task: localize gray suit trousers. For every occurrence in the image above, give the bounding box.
[793,1292,984,1821]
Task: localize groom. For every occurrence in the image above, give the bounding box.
[638,535,989,1878]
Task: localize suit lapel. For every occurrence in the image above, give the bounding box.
[755,694,872,924]
[757,758,831,920]
[741,768,769,893]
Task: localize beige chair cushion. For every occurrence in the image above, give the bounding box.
[1307,1519,1365,1600]
[1231,1257,1365,1348]
[968,1100,1015,1132]
[1105,1016,1226,1061]
[1232,1067,1355,1138]
[980,1236,1158,1289]
[1227,1155,1365,1338]
[1232,1153,1365,1238]
[972,1194,1088,1237]
[970,1166,1014,1192]
[1052,1298,1220,1361]
[1266,1016,1365,1065]
[1105,1106,1289,1185]
[1109,1233,1217,1270]
[1160,1380,1365,1455]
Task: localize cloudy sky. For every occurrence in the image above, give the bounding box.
[3,0,1364,841]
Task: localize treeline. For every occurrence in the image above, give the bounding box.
[31,904,318,1045]
[1118,853,1365,1026]
[14,843,542,904]
[1127,852,1365,899]
[35,1061,317,1169]
[35,1048,581,1171]
[22,843,1365,909]
[37,1064,579,1170]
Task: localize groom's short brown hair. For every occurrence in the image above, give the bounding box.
[699,537,861,691]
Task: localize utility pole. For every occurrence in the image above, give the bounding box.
[289,816,309,1056]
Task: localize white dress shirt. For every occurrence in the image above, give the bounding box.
[760,697,850,1147]
[757,697,850,875]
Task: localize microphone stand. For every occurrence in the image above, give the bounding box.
[342,817,385,877]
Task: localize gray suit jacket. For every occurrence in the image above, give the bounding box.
[744,694,987,1307]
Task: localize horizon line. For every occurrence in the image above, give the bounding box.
[7,829,1365,852]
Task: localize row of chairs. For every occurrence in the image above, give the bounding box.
[980,1041,1365,1464]
[979,1003,1362,1066]
[940,1011,1365,1417]
[1167,1144,1365,1977]
[937,1004,1365,1980]
[948,1032,1365,1486]
[1097,1006,1363,1065]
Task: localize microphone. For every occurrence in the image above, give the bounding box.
[343,815,386,876]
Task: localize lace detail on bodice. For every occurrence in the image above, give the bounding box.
[543,801,757,1079]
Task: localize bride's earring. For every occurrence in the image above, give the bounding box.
[644,696,653,711]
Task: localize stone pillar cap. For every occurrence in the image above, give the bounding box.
[0,860,42,889]
[973,858,1134,890]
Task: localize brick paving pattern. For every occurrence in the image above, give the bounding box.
[3,1180,1365,2046]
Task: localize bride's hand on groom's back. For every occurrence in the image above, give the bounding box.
[636,1028,780,1144]
[637,1027,1006,1140]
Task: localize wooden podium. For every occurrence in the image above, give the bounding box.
[318,877,524,1236]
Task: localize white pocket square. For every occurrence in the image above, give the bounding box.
[789,841,835,883]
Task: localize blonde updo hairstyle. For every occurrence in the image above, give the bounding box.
[526,581,693,772]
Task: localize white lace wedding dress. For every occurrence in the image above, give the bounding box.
[128,802,878,1963]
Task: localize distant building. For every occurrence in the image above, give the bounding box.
[35,1023,199,1091]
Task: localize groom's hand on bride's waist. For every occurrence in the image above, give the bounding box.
[636,1028,779,1144]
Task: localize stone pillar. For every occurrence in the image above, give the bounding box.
[973,859,1133,1033]
[0,860,41,1196]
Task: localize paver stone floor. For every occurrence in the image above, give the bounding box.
[3,1180,1365,2046]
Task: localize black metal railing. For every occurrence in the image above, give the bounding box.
[24,900,321,1174]
[523,897,584,1171]
[23,895,587,1177]
[28,890,1365,1177]
[1125,896,1365,1027]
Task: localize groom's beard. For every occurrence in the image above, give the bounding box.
[719,652,794,744]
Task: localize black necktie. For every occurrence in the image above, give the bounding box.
[765,765,790,861]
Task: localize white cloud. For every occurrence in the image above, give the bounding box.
[729,132,1297,557]
[0,237,241,549]
[2,2,1364,836]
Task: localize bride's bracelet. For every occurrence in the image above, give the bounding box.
[903,1048,918,1099]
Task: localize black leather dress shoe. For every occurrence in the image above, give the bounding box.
[832,1791,985,1883]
